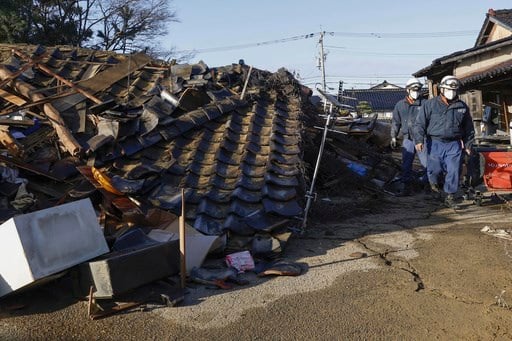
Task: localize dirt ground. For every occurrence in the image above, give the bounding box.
[2,189,512,340]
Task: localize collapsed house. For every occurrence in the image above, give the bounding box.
[0,44,317,255]
[0,44,402,303]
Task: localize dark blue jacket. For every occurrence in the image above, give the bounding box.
[391,97,423,140]
[413,96,475,148]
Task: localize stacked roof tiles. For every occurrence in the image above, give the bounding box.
[0,45,309,252]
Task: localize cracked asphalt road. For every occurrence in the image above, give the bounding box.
[2,192,512,340]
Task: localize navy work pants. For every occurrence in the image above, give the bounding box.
[427,139,462,194]
[401,138,427,183]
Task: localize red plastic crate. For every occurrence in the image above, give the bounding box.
[481,151,512,190]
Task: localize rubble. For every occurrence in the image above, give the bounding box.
[0,44,403,311]
[0,44,312,254]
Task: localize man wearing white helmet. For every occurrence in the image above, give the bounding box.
[413,75,475,208]
[390,77,427,195]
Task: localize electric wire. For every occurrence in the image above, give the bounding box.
[174,30,478,54]
[324,45,450,56]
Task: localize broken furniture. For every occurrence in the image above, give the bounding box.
[76,228,180,298]
[0,198,109,297]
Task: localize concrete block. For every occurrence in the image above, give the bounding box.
[0,198,109,297]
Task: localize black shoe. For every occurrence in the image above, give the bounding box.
[426,183,442,200]
[430,183,441,193]
[400,184,412,197]
[444,194,460,209]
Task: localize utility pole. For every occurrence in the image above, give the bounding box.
[301,88,343,231]
[318,31,327,92]
[337,81,343,102]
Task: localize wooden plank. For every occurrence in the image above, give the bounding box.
[0,88,27,106]
[0,57,41,90]
[80,52,152,93]
[0,127,23,157]
[0,119,34,126]
[52,53,152,112]
[13,49,103,104]
[502,99,509,131]
[0,65,82,156]
[0,90,73,117]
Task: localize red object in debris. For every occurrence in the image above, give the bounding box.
[481,151,512,190]
[225,251,255,273]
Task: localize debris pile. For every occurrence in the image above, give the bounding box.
[0,44,403,309]
[0,45,312,257]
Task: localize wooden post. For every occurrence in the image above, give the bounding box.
[179,188,186,289]
[502,99,509,132]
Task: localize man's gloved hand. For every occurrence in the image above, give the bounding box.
[390,137,397,149]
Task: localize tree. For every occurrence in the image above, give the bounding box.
[0,0,33,43]
[0,0,178,56]
[356,101,373,116]
[31,0,94,46]
[93,0,177,54]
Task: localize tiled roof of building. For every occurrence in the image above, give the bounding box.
[341,88,406,112]
[459,59,512,87]
[414,35,512,78]
[0,44,311,252]
[475,9,512,46]
[493,9,512,30]
[416,8,512,78]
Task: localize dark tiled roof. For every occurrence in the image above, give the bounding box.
[475,9,512,46]
[0,45,310,249]
[414,35,512,77]
[494,9,512,30]
[460,59,512,87]
[416,8,512,78]
[341,89,406,111]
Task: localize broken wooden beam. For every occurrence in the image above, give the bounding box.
[0,51,46,90]
[0,119,34,126]
[0,126,23,157]
[0,88,27,106]
[52,53,152,112]
[0,65,82,156]
[12,49,104,105]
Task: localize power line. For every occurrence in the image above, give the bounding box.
[302,80,410,87]
[301,74,413,80]
[330,30,477,38]
[174,33,317,54]
[174,30,478,54]
[324,45,450,56]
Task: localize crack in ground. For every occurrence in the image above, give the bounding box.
[428,288,484,305]
[357,239,425,292]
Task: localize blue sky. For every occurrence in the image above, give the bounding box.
[164,1,512,89]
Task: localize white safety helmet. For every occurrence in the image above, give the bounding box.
[405,77,423,90]
[439,75,460,89]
